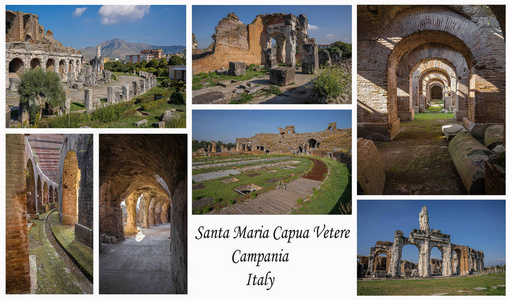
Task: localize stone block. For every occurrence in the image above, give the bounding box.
[72,82,84,89]
[319,50,332,67]
[135,119,148,127]
[107,86,115,104]
[162,110,180,122]
[84,89,93,112]
[155,121,165,128]
[357,138,385,195]
[448,133,496,194]
[8,78,20,91]
[270,67,295,86]
[442,124,468,141]
[229,62,246,76]
[484,125,504,150]
[302,43,319,74]
[264,48,277,69]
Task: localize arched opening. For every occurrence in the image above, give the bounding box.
[307,138,318,150]
[46,59,55,72]
[43,181,48,206]
[26,159,36,214]
[49,186,54,204]
[453,249,461,275]
[25,34,32,42]
[402,244,420,277]
[268,33,286,64]
[62,151,80,225]
[9,58,24,76]
[373,253,389,277]
[430,247,443,276]
[30,58,41,69]
[36,176,42,213]
[430,85,443,100]
[58,60,65,77]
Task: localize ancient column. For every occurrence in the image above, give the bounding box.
[389,231,403,277]
[84,89,93,112]
[132,81,138,96]
[122,83,130,101]
[418,240,431,277]
[140,79,145,94]
[107,86,115,104]
[443,243,453,276]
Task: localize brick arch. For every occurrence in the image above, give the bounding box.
[30,57,41,69]
[46,58,55,72]
[26,159,37,214]
[9,58,25,76]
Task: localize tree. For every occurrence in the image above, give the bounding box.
[158,58,168,68]
[17,68,65,125]
[168,54,186,66]
[147,58,160,68]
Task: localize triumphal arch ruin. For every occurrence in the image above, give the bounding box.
[360,206,484,278]
[193,12,309,74]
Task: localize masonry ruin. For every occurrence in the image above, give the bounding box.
[357,5,505,141]
[6,10,158,125]
[6,134,93,294]
[193,12,311,75]
[358,206,484,279]
[356,5,505,195]
[99,135,187,294]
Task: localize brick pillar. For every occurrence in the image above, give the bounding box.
[6,135,31,294]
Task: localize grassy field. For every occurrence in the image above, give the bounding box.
[192,157,313,213]
[292,157,351,214]
[358,273,506,295]
[192,66,268,90]
[192,157,296,175]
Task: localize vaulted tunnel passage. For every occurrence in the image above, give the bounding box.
[99,134,187,294]
[357,5,505,195]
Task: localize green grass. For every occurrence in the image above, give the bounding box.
[193,157,312,213]
[70,102,85,112]
[28,212,84,293]
[192,66,268,90]
[50,212,93,279]
[358,273,506,295]
[292,157,351,214]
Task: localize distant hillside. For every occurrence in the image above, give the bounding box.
[81,38,185,60]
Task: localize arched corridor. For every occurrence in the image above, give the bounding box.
[6,134,93,294]
[357,5,505,195]
[99,134,187,294]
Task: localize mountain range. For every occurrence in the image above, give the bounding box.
[81,38,185,60]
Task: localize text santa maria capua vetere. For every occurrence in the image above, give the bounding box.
[195,225,350,291]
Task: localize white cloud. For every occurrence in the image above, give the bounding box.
[73,7,87,17]
[98,5,150,25]
[308,24,319,30]
[326,34,335,37]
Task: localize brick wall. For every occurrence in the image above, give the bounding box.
[6,135,31,294]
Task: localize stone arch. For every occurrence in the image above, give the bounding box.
[9,58,24,76]
[26,159,36,214]
[49,185,54,204]
[373,252,390,276]
[46,58,55,72]
[401,243,420,277]
[30,58,41,69]
[62,151,80,225]
[267,32,287,64]
[358,5,504,140]
[307,138,318,150]
[36,175,42,213]
[42,181,48,206]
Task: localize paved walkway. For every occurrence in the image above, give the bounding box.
[99,224,173,294]
[211,159,326,214]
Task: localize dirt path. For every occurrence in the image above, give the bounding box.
[374,103,466,195]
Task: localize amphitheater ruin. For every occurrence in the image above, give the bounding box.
[192,123,351,214]
[192,12,348,104]
[6,134,93,294]
[357,5,505,195]
[6,10,157,125]
[358,206,484,279]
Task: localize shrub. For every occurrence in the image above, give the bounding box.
[170,92,185,105]
[312,65,350,98]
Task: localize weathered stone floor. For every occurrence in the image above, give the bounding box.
[374,103,466,195]
[99,224,172,294]
[28,211,92,294]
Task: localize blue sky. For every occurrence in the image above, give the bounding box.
[193,110,352,143]
[358,200,506,267]
[7,5,185,49]
[193,5,351,49]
